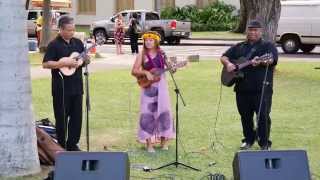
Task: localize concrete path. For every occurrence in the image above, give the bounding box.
[31,53,136,79]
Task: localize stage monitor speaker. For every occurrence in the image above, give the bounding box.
[233,150,311,180]
[54,152,130,180]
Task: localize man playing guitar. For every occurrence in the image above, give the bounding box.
[220,20,278,150]
[42,15,89,151]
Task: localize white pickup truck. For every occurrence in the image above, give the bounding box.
[276,0,320,54]
[90,10,191,45]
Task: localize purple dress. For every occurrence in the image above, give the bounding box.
[137,52,175,143]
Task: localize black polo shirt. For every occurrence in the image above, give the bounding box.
[43,35,84,96]
[222,39,278,93]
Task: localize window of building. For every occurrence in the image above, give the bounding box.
[78,0,96,15]
[116,0,134,12]
[196,0,216,8]
[160,0,175,8]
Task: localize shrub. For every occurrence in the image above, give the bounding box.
[161,1,238,31]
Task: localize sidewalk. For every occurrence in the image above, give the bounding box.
[31,53,135,79]
[189,37,245,41]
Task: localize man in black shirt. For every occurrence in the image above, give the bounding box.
[43,15,88,151]
[220,20,278,150]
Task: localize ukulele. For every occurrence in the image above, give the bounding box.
[59,44,96,76]
[221,53,273,87]
[137,60,187,88]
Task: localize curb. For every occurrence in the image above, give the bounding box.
[189,38,245,41]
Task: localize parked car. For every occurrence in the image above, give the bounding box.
[90,10,191,45]
[27,9,69,37]
[276,0,320,54]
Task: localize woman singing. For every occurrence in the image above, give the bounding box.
[131,31,175,153]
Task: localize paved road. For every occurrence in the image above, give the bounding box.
[97,40,320,60]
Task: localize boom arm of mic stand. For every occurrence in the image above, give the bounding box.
[168,69,186,106]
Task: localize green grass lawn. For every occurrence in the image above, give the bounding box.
[28,52,44,66]
[191,31,245,40]
[24,61,320,179]
[76,25,90,37]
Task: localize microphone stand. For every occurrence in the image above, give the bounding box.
[83,54,91,152]
[153,58,200,172]
[257,62,271,151]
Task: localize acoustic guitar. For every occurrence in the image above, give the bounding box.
[59,44,96,76]
[221,53,273,87]
[137,60,187,88]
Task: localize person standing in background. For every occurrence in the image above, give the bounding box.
[36,13,43,46]
[129,13,139,54]
[114,14,125,54]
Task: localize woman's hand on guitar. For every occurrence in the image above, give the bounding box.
[145,71,154,81]
[226,63,236,72]
[169,68,177,74]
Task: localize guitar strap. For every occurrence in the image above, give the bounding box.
[145,52,157,68]
[145,49,165,69]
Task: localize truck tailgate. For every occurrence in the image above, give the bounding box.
[176,21,191,33]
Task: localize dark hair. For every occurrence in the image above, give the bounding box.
[132,13,137,19]
[58,15,74,29]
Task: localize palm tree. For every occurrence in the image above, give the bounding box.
[0,0,40,177]
[39,0,52,52]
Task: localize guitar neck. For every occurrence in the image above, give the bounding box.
[75,44,96,59]
[152,61,187,76]
[235,53,272,70]
[237,60,253,70]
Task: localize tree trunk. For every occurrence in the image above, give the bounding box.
[234,0,248,33]
[235,0,281,42]
[39,0,52,52]
[246,0,281,42]
[0,0,40,177]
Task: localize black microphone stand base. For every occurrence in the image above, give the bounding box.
[152,161,200,171]
[151,59,200,172]
[152,87,200,172]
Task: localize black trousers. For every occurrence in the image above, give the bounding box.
[53,93,82,150]
[130,34,139,54]
[236,92,272,147]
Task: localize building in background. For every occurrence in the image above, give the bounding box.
[30,0,71,11]
[71,0,240,25]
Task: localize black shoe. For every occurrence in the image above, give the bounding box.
[67,145,82,151]
[240,142,253,150]
[260,145,271,151]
